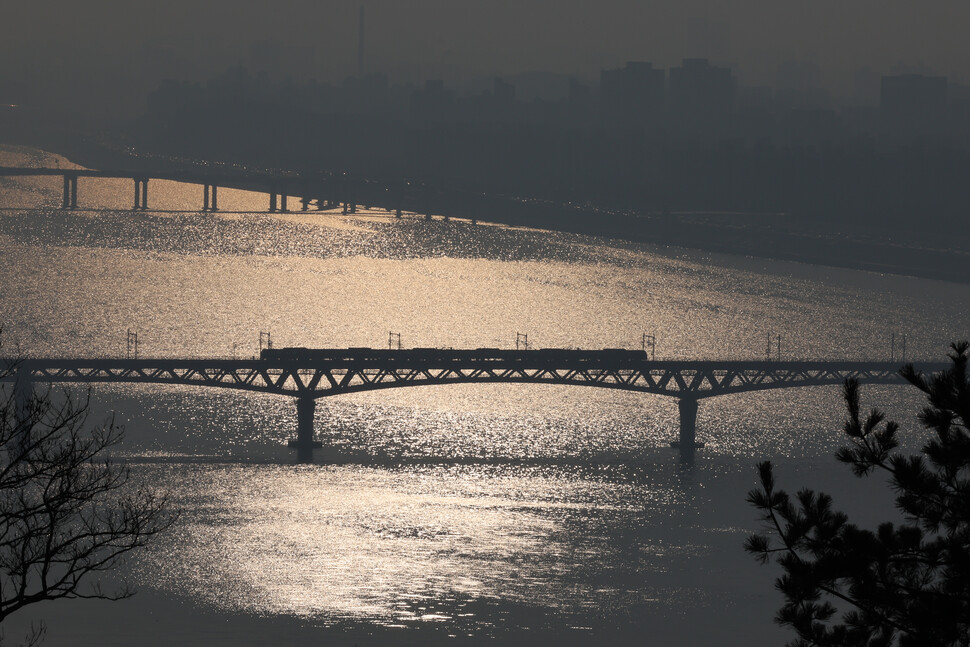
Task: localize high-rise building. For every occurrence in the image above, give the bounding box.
[600,62,665,130]
[880,74,947,144]
[668,58,736,140]
[357,6,365,78]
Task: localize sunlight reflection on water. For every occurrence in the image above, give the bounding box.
[1,145,968,645]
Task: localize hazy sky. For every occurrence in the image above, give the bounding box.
[4,0,969,101]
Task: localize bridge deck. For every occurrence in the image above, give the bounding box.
[0,166,290,194]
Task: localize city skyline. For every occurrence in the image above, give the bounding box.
[3,0,970,110]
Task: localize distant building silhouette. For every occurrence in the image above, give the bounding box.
[410,79,454,122]
[341,73,390,116]
[493,77,515,105]
[947,82,970,147]
[668,58,735,141]
[880,73,947,144]
[600,62,665,131]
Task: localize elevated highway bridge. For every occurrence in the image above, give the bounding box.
[0,165,482,220]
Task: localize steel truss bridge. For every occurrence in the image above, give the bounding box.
[2,351,945,461]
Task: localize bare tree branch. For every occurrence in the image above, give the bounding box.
[0,348,175,632]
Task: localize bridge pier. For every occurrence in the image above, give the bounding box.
[132,178,148,210]
[288,396,322,462]
[70,175,78,208]
[269,192,277,212]
[62,175,70,208]
[671,396,703,459]
[280,194,288,212]
[203,184,218,212]
[13,368,32,453]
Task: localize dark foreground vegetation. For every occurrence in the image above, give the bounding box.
[0,331,174,643]
[748,343,970,646]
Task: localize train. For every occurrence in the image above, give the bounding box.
[259,347,648,366]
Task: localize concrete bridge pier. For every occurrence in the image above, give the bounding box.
[280,194,288,212]
[203,184,218,212]
[288,396,322,462]
[269,192,277,212]
[13,368,32,453]
[132,178,149,210]
[673,396,703,459]
[60,174,78,209]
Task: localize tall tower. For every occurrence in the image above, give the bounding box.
[358,6,365,78]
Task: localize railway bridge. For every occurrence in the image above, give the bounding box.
[2,349,945,461]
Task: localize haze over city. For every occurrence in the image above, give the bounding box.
[4,0,970,110]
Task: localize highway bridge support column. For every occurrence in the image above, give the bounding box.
[70,175,78,209]
[203,184,218,211]
[269,192,277,212]
[288,396,322,462]
[132,178,148,210]
[62,175,70,208]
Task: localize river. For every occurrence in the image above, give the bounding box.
[1,144,968,646]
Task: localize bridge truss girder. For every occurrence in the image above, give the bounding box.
[6,360,941,400]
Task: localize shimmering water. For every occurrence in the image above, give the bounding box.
[1,145,968,646]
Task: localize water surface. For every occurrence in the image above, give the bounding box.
[1,145,967,646]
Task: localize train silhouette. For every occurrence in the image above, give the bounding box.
[260,347,649,367]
